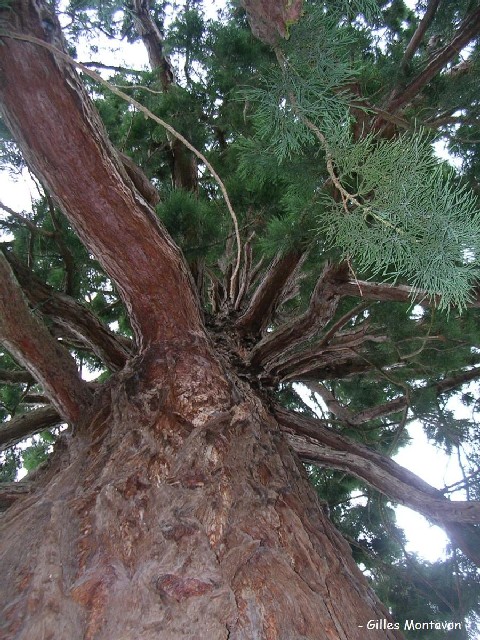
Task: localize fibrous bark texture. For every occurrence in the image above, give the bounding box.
[0,4,202,350]
[2,0,479,637]
[0,350,402,639]
[241,0,304,44]
[0,405,62,452]
[0,251,91,422]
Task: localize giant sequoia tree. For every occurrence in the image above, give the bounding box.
[1,0,480,637]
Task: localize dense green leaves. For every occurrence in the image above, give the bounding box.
[240,2,480,308]
[321,131,480,308]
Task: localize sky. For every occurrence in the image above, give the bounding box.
[395,425,456,561]
[0,0,475,565]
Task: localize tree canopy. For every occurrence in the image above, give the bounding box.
[1,0,480,636]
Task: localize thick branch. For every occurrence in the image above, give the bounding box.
[270,328,386,382]
[235,251,305,336]
[131,0,199,195]
[249,262,347,368]
[338,279,433,305]
[233,236,254,311]
[308,382,407,426]
[0,481,34,511]
[293,358,377,382]
[337,278,480,308]
[0,406,62,451]
[400,0,441,72]
[4,251,130,371]
[22,393,49,404]
[276,407,480,563]
[317,301,370,348]
[276,407,480,523]
[80,61,143,74]
[0,369,35,384]
[131,0,174,91]
[308,365,480,427]
[436,366,480,394]
[118,151,160,207]
[306,382,355,424]
[0,200,54,237]
[0,252,91,423]
[0,3,203,348]
[350,397,408,425]
[385,7,480,114]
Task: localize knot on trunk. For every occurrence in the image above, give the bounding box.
[154,574,216,602]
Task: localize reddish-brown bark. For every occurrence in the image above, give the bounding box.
[0,3,412,635]
[276,406,480,565]
[241,0,304,45]
[308,369,480,427]
[131,0,175,91]
[1,0,480,636]
[269,327,386,383]
[0,6,202,350]
[0,357,403,639]
[249,262,348,368]
[3,251,130,371]
[0,3,407,636]
[399,0,442,73]
[236,251,306,337]
[337,278,480,308]
[0,405,62,452]
[118,151,161,207]
[0,252,91,423]
[0,481,33,511]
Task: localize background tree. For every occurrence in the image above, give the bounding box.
[1,0,480,637]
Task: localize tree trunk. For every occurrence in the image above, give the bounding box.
[1,347,401,639]
[0,2,406,636]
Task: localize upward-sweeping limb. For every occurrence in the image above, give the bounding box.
[275,406,480,565]
[0,252,91,423]
[249,262,348,368]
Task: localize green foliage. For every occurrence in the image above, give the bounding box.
[258,212,306,257]
[205,19,267,95]
[156,189,224,258]
[376,555,479,639]
[21,432,54,472]
[336,0,380,21]
[241,5,359,160]
[235,137,284,189]
[245,52,480,308]
[0,117,25,173]
[320,130,480,309]
[0,448,21,482]
[238,4,480,311]
[310,463,480,638]
[166,7,206,61]
[0,383,25,415]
